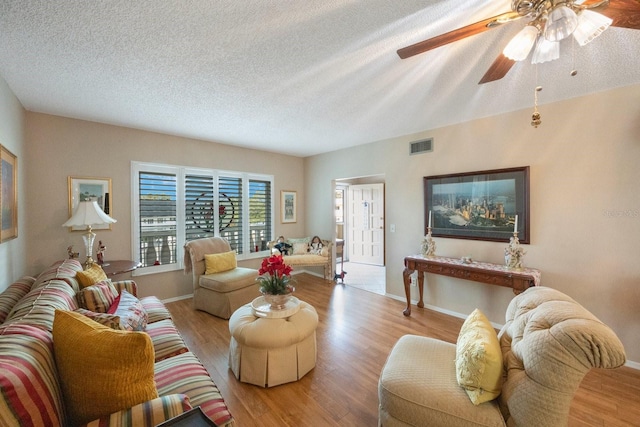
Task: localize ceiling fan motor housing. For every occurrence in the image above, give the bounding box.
[513,0,551,17]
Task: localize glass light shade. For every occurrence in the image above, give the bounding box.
[531,36,560,64]
[503,25,539,61]
[544,5,578,41]
[572,9,612,46]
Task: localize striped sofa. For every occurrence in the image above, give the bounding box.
[0,259,235,427]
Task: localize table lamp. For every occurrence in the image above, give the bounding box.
[62,200,117,269]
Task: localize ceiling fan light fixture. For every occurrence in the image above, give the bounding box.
[503,24,539,61]
[572,9,612,46]
[531,36,560,64]
[544,5,578,41]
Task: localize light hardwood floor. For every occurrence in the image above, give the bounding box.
[166,274,640,426]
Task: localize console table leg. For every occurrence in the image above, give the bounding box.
[417,271,425,309]
[402,267,413,316]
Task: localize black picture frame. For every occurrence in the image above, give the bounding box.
[424,166,530,244]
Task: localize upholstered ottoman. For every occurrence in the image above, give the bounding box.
[228,301,318,387]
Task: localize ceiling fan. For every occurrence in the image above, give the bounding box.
[397,0,640,84]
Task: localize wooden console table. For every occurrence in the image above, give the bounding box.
[402,255,541,316]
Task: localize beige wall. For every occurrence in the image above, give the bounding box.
[0,75,27,288]
[304,84,640,365]
[24,113,305,300]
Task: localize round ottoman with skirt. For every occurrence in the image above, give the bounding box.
[228,300,318,387]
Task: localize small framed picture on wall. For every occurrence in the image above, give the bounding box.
[281,190,297,223]
[67,176,113,231]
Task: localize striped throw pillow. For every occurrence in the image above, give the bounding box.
[76,281,118,313]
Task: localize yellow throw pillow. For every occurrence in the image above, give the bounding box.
[53,310,158,426]
[76,264,108,288]
[455,308,503,405]
[204,251,237,274]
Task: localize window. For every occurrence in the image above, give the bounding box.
[249,179,272,252]
[132,162,274,275]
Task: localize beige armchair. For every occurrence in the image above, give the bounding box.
[378,286,626,427]
[183,237,260,319]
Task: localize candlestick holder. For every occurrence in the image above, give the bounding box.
[504,232,525,270]
[421,227,436,257]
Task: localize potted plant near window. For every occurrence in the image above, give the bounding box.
[257,255,295,310]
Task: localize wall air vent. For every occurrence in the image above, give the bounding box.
[409,138,433,155]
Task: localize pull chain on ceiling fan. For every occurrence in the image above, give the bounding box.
[397,0,640,84]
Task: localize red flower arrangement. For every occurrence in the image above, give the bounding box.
[257,255,295,295]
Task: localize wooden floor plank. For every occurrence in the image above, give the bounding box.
[166,273,640,426]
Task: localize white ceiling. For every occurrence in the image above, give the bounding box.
[1,1,639,157]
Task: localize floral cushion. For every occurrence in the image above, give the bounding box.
[455,308,503,405]
[74,308,121,330]
[107,290,148,331]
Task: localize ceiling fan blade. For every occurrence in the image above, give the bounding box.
[397,11,520,59]
[478,54,516,84]
[602,0,640,30]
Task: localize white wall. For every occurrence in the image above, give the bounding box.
[0,75,27,290]
[304,84,640,364]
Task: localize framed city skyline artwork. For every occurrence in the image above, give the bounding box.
[423,166,530,244]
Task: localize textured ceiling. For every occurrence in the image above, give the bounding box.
[1,1,639,157]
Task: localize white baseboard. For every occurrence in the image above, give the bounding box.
[292,270,326,279]
[161,293,193,304]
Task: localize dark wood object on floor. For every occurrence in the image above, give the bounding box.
[166,273,640,427]
[403,255,540,316]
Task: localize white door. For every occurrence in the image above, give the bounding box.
[349,183,384,265]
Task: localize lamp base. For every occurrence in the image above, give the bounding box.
[82,226,96,270]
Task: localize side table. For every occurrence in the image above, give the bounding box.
[100,260,141,277]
